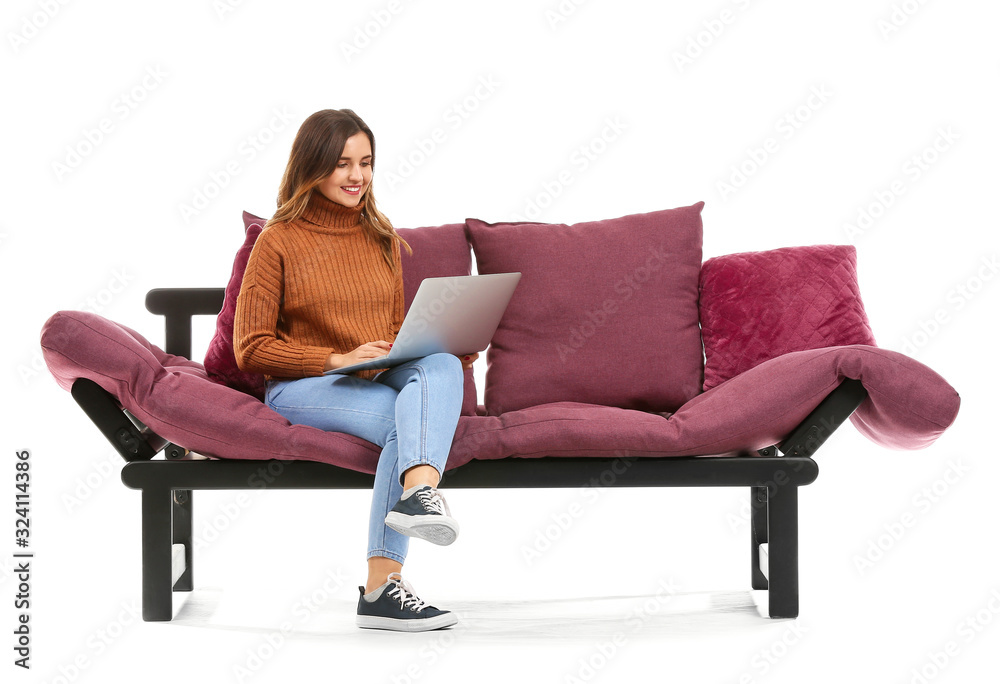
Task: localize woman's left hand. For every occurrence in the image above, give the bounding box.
[459,352,479,370]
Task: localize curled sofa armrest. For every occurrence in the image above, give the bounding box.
[145,288,224,358]
[778,378,868,457]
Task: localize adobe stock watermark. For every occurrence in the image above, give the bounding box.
[191,466,282,551]
[232,567,347,683]
[51,65,168,181]
[213,0,249,20]
[0,556,15,586]
[520,452,636,566]
[564,577,680,684]
[724,458,814,535]
[392,277,470,350]
[736,623,808,683]
[555,245,668,363]
[900,254,997,357]
[509,116,628,222]
[716,85,833,202]
[672,0,755,73]
[544,0,591,30]
[842,126,959,240]
[247,460,287,488]
[389,619,470,684]
[853,457,969,576]
[7,0,72,54]
[19,268,135,386]
[340,0,410,62]
[41,600,141,684]
[382,75,500,192]
[61,451,121,514]
[876,0,932,40]
[186,464,288,557]
[177,107,294,223]
[903,588,1000,684]
[726,456,820,534]
[192,492,257,552]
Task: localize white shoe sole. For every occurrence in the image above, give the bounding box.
[385,512,459,546]
[356,612,458,632]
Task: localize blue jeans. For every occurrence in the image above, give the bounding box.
[264,353,464,565]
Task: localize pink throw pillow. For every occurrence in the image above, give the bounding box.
[466,203,705,415]
[698,244,878,390]
[203,212,266,399]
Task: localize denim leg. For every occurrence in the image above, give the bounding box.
[265,374,397,438]
[374,353,464,486]
[265,374,411,564]
[368,437,408,564]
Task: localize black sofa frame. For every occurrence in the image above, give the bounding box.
[69,288,869,622]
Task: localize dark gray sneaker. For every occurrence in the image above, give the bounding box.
[385,485,459,546]
[356,573,458,632]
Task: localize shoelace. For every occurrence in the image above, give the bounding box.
[385,573,429,612]
[415,487,450,516]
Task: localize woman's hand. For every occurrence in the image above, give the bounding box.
[459,352,479,370]
[324,341,392,371]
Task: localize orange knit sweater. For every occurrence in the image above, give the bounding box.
[233,191,403,380]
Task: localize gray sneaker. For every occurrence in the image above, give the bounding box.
[385,485,459,545]
[356,573,457,632]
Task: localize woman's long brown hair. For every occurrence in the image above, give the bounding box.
[266,109,410,270]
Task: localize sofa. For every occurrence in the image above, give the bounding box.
[39,201,960,622]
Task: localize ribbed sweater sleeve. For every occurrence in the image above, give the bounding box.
[392,240,404,334]
[234,229,335,377]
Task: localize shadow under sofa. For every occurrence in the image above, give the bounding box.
[39,205,961,623]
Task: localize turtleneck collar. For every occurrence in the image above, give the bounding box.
[299,190,365,232]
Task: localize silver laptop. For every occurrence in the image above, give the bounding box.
[325,272,521,375]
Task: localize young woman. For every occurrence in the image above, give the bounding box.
[233,109,475,632]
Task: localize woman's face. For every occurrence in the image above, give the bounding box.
[317,131,373,207]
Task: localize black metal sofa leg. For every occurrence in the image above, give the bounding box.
[171,490,193,592]
[141,488,174,621]
[750,486,769,590]
[766,483,799,618]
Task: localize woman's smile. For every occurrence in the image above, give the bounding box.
[318,131,373,207]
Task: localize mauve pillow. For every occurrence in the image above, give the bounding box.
[699,244,877,390]
[397,223,477,416]
[466,203,705,415]
[203,211,266,400]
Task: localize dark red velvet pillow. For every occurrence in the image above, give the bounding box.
[466,203,705,415]
[698,244,878,390]
[203,212,266,400]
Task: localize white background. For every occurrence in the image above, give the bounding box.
[3,0,998,682]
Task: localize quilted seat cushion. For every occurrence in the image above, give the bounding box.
[699,244,877,390]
